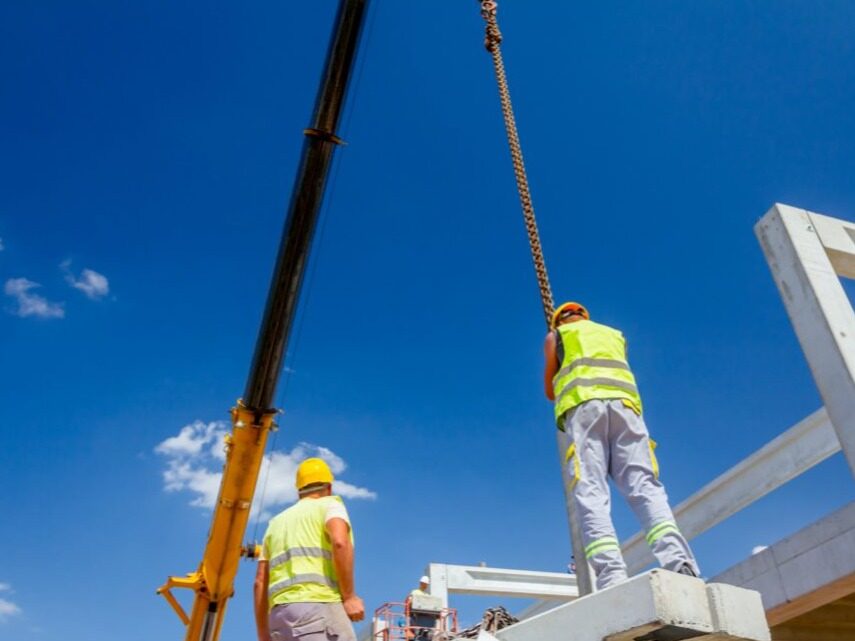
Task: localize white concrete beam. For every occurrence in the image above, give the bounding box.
[756,204,855,477]
[494,571,769,641]
[556,429,595,594]
[426,563,577,608]
[622,408,840,574]
[810,210,855,279]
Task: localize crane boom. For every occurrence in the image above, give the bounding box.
[157,2,370,639]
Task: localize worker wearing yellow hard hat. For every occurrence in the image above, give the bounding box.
[253,458,364,641]
[544,302,700,590]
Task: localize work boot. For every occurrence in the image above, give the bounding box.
[676,563,698,578]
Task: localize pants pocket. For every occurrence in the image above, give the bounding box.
[564,442,581,489]
[648,438,659,479]
[292,616,328,638]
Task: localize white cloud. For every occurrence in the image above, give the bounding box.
[61,261,109,300]
[4,278,65,319]
[751,545,768,555]
[0,583,21,622]
[156,421,225,459]
[155,421,376,516]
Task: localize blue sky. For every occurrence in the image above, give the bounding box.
[2,1,855,639]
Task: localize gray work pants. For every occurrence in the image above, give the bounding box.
[270,602,356,641]
[562,399,700,590]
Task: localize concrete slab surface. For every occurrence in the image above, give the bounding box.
[714,501,855,627]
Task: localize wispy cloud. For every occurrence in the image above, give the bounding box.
[0,583,21,623]
[0,238,5,251]
[61,261,110,300]
[4,278,65,319]
[155,421,376,516]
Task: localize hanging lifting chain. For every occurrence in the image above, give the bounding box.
[479,0,555,326]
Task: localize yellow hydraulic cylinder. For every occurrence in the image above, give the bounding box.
[158,405,276,641]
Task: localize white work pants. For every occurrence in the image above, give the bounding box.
[562,399,699,590]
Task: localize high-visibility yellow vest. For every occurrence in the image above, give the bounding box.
[552,319,642,424]
[264,495,353,606]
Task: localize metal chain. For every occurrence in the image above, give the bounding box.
[479,0,555,326]
[454,606,519,638]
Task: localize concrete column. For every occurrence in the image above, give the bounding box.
[556,430,595,595]
[756,204,855,478]
[426,563,448,608]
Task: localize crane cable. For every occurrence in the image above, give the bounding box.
[477,0,595,596]
[478,0,555,326]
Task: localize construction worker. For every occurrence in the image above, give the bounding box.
[543,302,700,590]
[406,576,435,641]
[408,575,430,600]
[254,458,364,641]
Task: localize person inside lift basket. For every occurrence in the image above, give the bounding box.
[406,576,436,641]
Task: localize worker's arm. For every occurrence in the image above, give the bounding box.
[253,561,270,641]
[544,331,558,400]
[327,517,365,622]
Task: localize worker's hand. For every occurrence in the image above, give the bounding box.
[343,595,365,622]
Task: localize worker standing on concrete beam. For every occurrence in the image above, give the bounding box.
[544,302,700,590]
[254,458,364,641]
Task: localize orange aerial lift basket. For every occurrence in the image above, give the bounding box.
[370,601,459,641]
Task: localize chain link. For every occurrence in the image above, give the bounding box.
[480,0,555,326]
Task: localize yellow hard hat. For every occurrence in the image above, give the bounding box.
[295,458,334,491]
[551,301,590,328]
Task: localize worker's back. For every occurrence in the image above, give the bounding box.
[264,495,351,605]
[553,319,642,420]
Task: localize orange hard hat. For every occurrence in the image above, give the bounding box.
[551,301,590,328]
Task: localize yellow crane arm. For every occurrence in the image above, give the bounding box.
[157,2,370,640]
[158,406,275,641]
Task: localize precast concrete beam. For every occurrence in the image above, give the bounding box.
[756,204,855,477]
[495,571,770,641]
[425,563,578,608]
[809,210,855,279]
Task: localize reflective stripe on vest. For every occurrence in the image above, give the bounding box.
[263,495,352,605]
[269,546,332,568]
[553,320,642,424]
[556,376,639,402]
[554,357,631,380]
[268,574,339,599]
